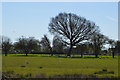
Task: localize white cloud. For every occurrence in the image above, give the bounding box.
[106,16,117,22]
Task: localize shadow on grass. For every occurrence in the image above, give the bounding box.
[11,54,52,57]
[5,54,110,59]
[6,54,110,59]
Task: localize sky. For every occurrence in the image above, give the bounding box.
[2,2,118,42]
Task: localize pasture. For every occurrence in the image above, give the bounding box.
[2,54,119,78]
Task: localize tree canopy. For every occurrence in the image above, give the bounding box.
[40,35,52,53]
[14,36,40,56]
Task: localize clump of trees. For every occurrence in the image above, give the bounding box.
[14,36,40,56]
[1,12,119,58]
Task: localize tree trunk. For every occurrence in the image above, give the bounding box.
[50,48,53,56]
[67,45,73,57]
[94,47,99,58]
[112,51,114,58]
[80,48,84,58]
[25,50,29,56]
[95,54,98,58]
[25,51,28,56]
[81,53,83,58]
[26,53,28,56]
[5,51,7,56]
[51,53,53,56]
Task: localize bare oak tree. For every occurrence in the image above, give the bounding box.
[49,13,99,56]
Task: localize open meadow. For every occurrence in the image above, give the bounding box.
[2,54,119,78]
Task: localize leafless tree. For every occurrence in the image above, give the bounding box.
[91,33,108,58]
[2,36,12,56]
[49,13,99,56]
[14,36,40,56]
[52,35,65,53]
[40,35,52,53]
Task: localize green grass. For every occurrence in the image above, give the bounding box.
[2,54,119,78]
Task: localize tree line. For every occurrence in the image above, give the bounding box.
[1,12,120,58]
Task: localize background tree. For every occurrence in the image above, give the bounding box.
[14,36,40,56]
[114,41,120,55]
[86,42,94,55]
[0,36,2,54]
[52,35,65,53]
[90,33,108,58]
[2,36,12,56]
[40,35,52,55]
[27,37,41,52]
[76,43,86,57]
[49,13,99,57]
[108,39,115,58]
[14,36,29,56]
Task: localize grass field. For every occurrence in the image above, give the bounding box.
[2,54,119,78]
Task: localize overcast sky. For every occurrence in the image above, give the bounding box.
[2,2,118,42]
